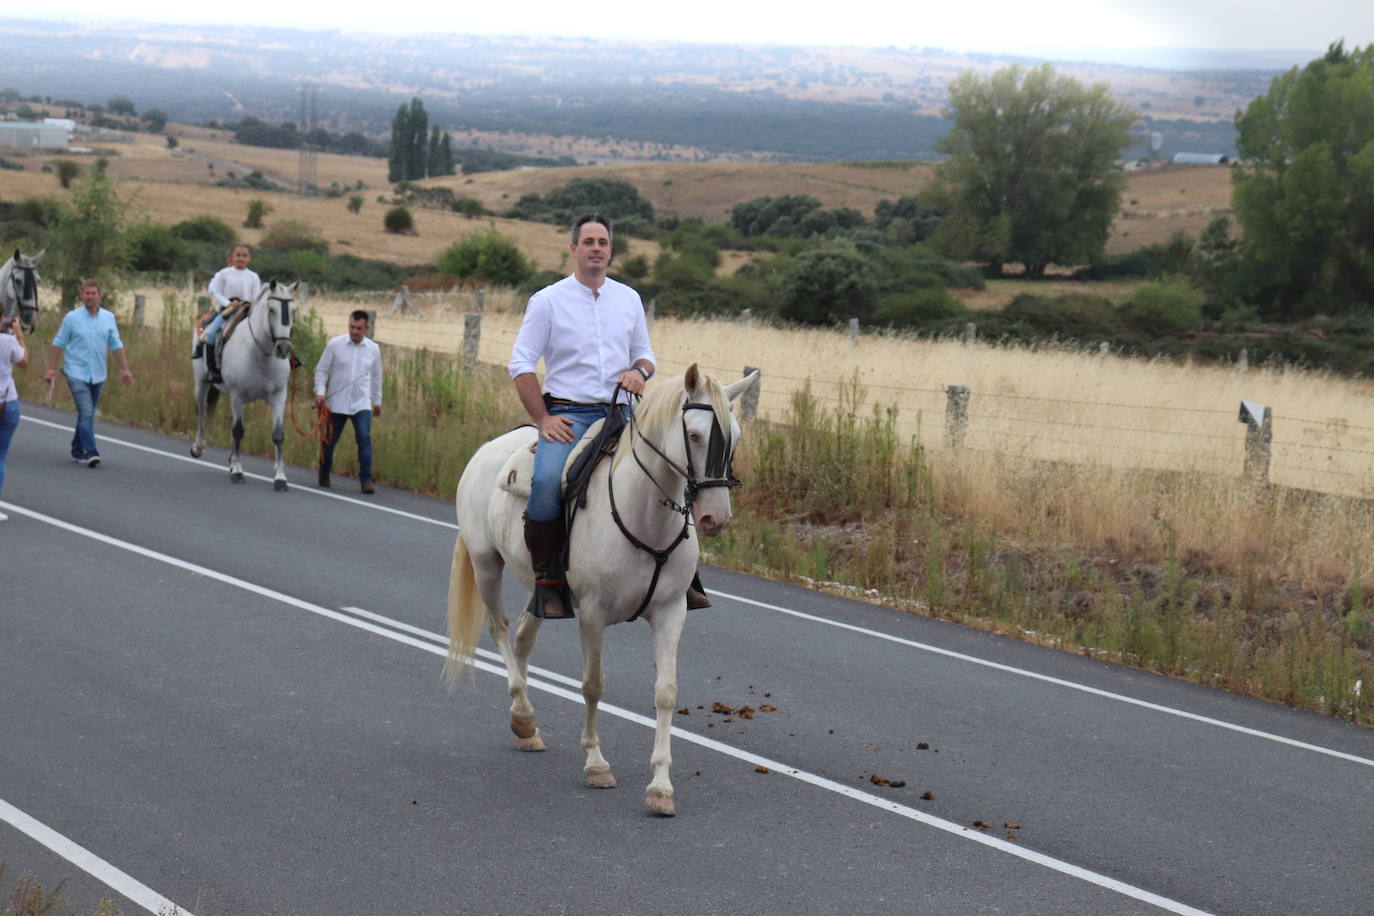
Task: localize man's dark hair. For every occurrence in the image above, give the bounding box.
[349,309,370,324]
[570,213,613,245]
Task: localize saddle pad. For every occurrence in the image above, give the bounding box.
[499,418,605,499]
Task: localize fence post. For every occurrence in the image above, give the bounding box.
[849,317,860,347]
[741,365,760,421]
[741,308,752,325]
[963,322,977,349]
[463,313,482,374]
[298,281,309,308]
[946,385,970,449]
[645,298,655,328]
[476,288,486,314]
[185,271,195,298]
[1237,348,1248,378]
[1097,341,1109,364]
[365,309,378,337]
[133,294,146,328]
[1239,399,1271,483]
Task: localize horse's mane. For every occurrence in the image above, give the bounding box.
[613,371,732,473]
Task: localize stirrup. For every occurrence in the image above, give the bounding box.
[525,579,575,619]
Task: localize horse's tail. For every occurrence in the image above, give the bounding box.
[443,531,484,684]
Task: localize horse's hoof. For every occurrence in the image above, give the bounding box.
[190,445,202,458]
[510,714,545,751]
[230,472,245,484]
[645,787,676,816]
[586,766,617,789]
[273,479,288,492]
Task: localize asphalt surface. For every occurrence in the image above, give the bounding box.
[2,400,1372,915]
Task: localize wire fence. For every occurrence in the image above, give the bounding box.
[124,285,1374,502]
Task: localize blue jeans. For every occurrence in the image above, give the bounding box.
[528,402,628,522]
[65,376,104,460]
[204,310,226,346]
[322,409,373,482]
[0,398,19,496]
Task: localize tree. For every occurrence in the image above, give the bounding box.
[924,64,1137,278]
[1231,42,1374,314]
[347,195,364,214]
[407,99,428,180]
[107,96,136,116]
[778,242,879,326]
[48,169,128,306]
[388,103,410,183]
[142,108,168,132]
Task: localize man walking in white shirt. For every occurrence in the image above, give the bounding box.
[314,310,383,493]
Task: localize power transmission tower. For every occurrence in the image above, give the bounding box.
[298,84,318,192]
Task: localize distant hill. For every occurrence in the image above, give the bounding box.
[0,19,1278,162]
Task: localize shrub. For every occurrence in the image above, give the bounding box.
[261,219,328,253]
[436,231,532,286]
[53,159,81,189]
[244,198,271,228]
[876,288,968,328]
[1122,276,1203,333]
[384,205,415,234]
[126,222,195,271]
[172,215,236,244]
[618,254,650,282]
[347,195,364,213]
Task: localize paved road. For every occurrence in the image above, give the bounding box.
[2,402,1372,915]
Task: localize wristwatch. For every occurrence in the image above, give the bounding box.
[635,366,652,381]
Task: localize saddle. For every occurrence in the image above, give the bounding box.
[498,416,614,501]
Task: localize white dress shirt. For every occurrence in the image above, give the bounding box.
[509,274,655,403]
[314,333,383,415]
[208,267,262,309]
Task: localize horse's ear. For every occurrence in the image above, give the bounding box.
[684,363,699,392]
[30,249,44,262]
[724,370,760,404]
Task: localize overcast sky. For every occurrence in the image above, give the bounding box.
[21,0,1373,54]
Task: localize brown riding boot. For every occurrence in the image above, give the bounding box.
[523,515,575,619]
[686,570,712,609]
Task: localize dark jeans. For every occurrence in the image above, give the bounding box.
[0,397,19,495]
[65,376,104,460]
[321,409,373,482]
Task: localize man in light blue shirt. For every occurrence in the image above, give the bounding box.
[43,280,135,467]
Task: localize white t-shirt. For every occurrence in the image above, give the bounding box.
[208,266,262,309]
[0,334,25,402]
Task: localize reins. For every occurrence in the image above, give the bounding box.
[606,385,740,622]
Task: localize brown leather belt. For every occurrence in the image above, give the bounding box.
[544,394,611,408]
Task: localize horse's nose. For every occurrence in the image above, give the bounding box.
[696,510,731,537]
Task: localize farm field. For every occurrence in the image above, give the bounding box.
[1,126,1233,269]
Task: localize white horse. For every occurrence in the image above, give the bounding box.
[445,365,760,817]
[190,281,297,491]
[0,248,44,332]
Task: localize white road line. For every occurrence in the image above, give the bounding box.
[6,502,1209,916]
[17,418,1371,769]
[0,798,193,916]
[18,414,457,529]
[715,592,1374,770]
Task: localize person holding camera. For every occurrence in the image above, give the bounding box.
[0,314,29,520]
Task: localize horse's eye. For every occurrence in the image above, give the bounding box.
[688,432,702,443]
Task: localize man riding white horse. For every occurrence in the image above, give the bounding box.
[509,213,709,619]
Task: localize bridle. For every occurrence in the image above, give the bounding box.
[247,293,294,358]
[607,390,741,621]
[3,263,38,322]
